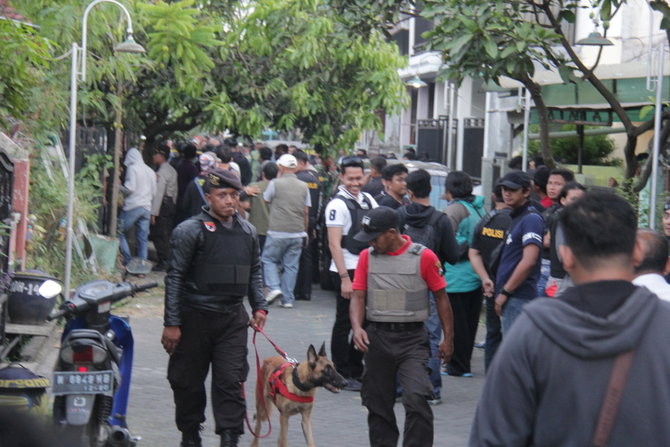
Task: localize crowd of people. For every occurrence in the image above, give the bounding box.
[122,137,670,447]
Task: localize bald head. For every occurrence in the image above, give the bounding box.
[635,229,669,275]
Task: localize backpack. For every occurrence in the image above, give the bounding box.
[401,208,443,253]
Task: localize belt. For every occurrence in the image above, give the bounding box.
[370,321,424,332]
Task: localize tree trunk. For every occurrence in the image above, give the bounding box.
[522,75,556,170]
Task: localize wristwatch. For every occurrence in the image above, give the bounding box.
[501,287,514,298]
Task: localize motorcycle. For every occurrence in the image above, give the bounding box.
[46,259,156,446]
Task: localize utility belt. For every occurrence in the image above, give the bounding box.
[370,321,424,332]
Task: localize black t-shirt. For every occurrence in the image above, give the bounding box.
[548,206,566,278]
[541,203,561,260]
[296,169,322,228]
[471,208,513,276]
[375,192,407,209]
[362,176,384,197]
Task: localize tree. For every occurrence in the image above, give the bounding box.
[422,0,670,186]
[14,0,407,155]
[0,18,51,129]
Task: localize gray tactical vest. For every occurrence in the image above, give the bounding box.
[366,243,430,322]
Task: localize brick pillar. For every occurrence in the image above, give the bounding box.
[11,159,30,270]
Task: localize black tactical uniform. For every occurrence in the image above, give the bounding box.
[294,167,322,300]
[164,171,267,447]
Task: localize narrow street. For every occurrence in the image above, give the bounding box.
[117,276,485,446]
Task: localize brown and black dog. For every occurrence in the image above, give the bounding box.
[251,343,347,447]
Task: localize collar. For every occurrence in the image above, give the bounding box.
[292,367,315,392]
[337,185,362,202]
[386,235,412,256]
[510,201,531,218]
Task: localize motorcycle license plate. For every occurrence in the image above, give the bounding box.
[52,371,114,396]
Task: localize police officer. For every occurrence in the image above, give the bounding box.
[294,149,322,300]
[350,206,454,447]
[468,183,512,370]
[161,169,268,447]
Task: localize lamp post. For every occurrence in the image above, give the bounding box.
[64,0,145,298]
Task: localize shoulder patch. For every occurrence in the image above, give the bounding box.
[203,221,216,232]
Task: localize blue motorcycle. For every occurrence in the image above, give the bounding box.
[46,260,156,446]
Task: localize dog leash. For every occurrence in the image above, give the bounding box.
[243,324,298,439]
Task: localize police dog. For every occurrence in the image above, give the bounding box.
[251,343,347,447]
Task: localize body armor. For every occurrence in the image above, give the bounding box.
[366,243,429,323]
[336,195,373,255]
[191,216,252,297]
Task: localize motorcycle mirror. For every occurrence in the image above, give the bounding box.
[39,279,62,299]
[125,258,153,275]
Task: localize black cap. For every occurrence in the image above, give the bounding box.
[353,207,399,243]
[205,168,243,191]
[499,171,531,190]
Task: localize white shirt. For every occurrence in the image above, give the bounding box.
[633,273,670,302]
[325,186,378,271]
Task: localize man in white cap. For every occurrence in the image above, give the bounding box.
[261,154,311,308]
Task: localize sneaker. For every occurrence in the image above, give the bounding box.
[343,378,362,392]
[266,289,282,305]
[278,302,294,308]
[428,395,442,406]
[474,340,486,349]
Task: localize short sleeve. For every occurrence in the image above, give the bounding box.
[420,249,447,292]
[304,186,312,207]
[325,198,349,228]
[520,214,544,248]
[263,180,276,202]
[352,249,370,290]
[471,219,485,251]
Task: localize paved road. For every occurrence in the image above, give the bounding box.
[117,277,485,447]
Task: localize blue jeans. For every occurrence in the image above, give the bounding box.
[501,297,528,334]
[119,206,151,265]
[424,292,442,398]
[261,236,303,304]
[536,258,551,297]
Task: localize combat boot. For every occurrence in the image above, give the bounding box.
[180,429,202,447]
[220,430,240,447]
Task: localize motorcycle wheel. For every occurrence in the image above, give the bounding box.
[53,396,110,447]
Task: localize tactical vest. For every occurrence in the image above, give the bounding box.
[191,216,253,297]
[336,195,373,255]
[366,243,429,323]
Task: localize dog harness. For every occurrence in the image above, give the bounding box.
[268,363,314,403]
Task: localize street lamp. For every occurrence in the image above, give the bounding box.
[406,75,427,88]
[64,0,145,298]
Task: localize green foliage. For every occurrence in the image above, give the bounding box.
[26,145,107,283]
[215,0,407,152]
[0,19,52,129]
[423,0,565,86]
[11,0,406,156]
[528,125,621,166]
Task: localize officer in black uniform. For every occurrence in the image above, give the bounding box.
[468,183,512,370]
[161,169,268,447]
[294,150,322,300]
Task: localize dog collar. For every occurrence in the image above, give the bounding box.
[292,367,315,392]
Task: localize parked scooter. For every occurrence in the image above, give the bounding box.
[46,259,156,446]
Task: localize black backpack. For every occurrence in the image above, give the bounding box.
[400,208,443,253]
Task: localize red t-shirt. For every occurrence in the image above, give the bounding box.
[540,196,554,209]
[352,235,447,292]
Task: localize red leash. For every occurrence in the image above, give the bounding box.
[243,325,298,439]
